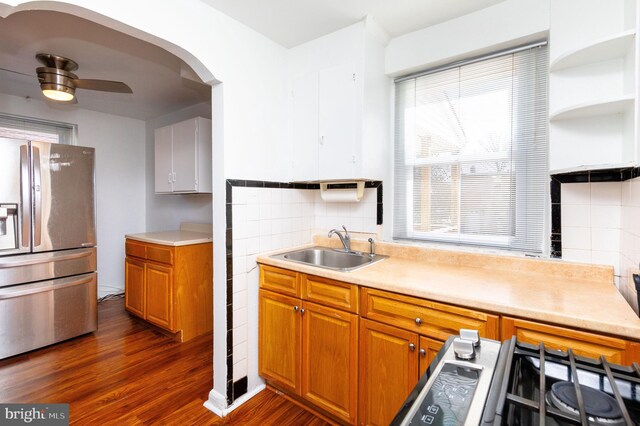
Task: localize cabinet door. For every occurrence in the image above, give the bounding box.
[259,290,302,395]
[359,318,418,426]
[291,73,319,182]
[502,317,638,365]
[419,336,444,378]
[172,118,197,192]
[318,63,357,180]
[124,257,145,318]
[154,126,173,193]
[146,263,174,331]
[302,301,358,424]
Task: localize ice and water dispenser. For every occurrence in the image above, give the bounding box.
[0,203,18,251]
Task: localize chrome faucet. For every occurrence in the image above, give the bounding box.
[328,225,351,252]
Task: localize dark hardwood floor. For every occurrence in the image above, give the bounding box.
[0,298,328,425]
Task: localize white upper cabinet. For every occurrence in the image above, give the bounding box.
[549,0,638,172]
[154,117,212,194]
[318,63,358,180]
[287,19,389,182]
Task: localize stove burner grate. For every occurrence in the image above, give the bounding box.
[546,381,625,425]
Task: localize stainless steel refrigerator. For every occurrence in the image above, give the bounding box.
[0,137,97,359]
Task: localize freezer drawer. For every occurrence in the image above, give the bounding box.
[0,247,96,288]
[0,272,97,359]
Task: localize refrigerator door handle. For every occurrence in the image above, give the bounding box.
[19,145,30,248]
[0,248,94,269]
[32,146,42,247]
[0,274,94,300]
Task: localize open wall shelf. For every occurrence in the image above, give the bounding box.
[550,30,636,71]
[549,94,634,121]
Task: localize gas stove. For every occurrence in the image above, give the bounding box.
[391,330,640,425]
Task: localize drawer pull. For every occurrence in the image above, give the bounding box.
[419,349,426,357]
[409,343,416,351]
[415,317,422,325]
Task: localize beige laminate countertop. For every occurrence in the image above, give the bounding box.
[125,230,212,246]
[257,243,640,341]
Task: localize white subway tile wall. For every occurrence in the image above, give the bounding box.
[621,177,640,314]
[230,185,379,381]
[314,188,378,234]
[561,181,622,275]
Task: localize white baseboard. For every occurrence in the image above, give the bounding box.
[203,384,266,417]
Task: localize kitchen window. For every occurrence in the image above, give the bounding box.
[393,42,548,253]
[0,113,76,144]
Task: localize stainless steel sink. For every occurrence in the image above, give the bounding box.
[272,247,387,272]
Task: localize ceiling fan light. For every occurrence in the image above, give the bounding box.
[40,83,75,102]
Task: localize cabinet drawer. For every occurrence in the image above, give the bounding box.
[125,240,146,259]
[260,265,300,297]
[361,288,499,341]
[146,244,174,265]
[301,274,358,313]
[502,317,639,365]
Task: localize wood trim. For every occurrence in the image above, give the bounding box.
[361,287,499,340]
[124,256,146,318]
[259,289,302,395]
[302,274,359,313]
[146,244,174,265]
[418,336,443,379]
[260,265,300,297]
[502,316,635,365]
[301,301,358,425]
[125,239,146,259]
[145,262,174,331]
[173,243,213,341]
[358,318,418,426]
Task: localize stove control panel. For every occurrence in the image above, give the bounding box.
[454,329,481,360]
[396,330,502,426]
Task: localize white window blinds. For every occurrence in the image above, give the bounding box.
[0,113,76,144]
[393,43,548,253]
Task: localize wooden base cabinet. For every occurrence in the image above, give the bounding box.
[302,301,358,424]
[502,317,640,365]
[259,265,360,425]
[259,290,302,395]
[359,319,418,426]
[124,239,212,341]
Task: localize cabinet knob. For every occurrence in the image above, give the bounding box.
[419,349,426,357]
[300,308,305,315]
[415,317,422,325]
[409,343,416,351]
[293,306,299,312]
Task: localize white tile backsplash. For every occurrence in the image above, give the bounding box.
[562,226,590,250]
[561,204,590,228]
[561,183,590,204]
[314,188,378,234]
[591,205,621,228]
[590,182,622,205]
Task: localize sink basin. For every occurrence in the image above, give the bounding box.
[272,247,387,272]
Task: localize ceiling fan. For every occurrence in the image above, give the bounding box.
[34,53,133,102]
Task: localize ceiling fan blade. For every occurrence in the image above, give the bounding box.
[74,79,132,94]
[0,67,35,78]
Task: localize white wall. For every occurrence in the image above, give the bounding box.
[385,0,549,76]
[2,0,291,411]
[0,92,146,297]
[145,101,212,232]
[621,177,640,313]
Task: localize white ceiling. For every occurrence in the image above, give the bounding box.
[201,0,506,48]
[0,2,505,120]
[0,11,211,121]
